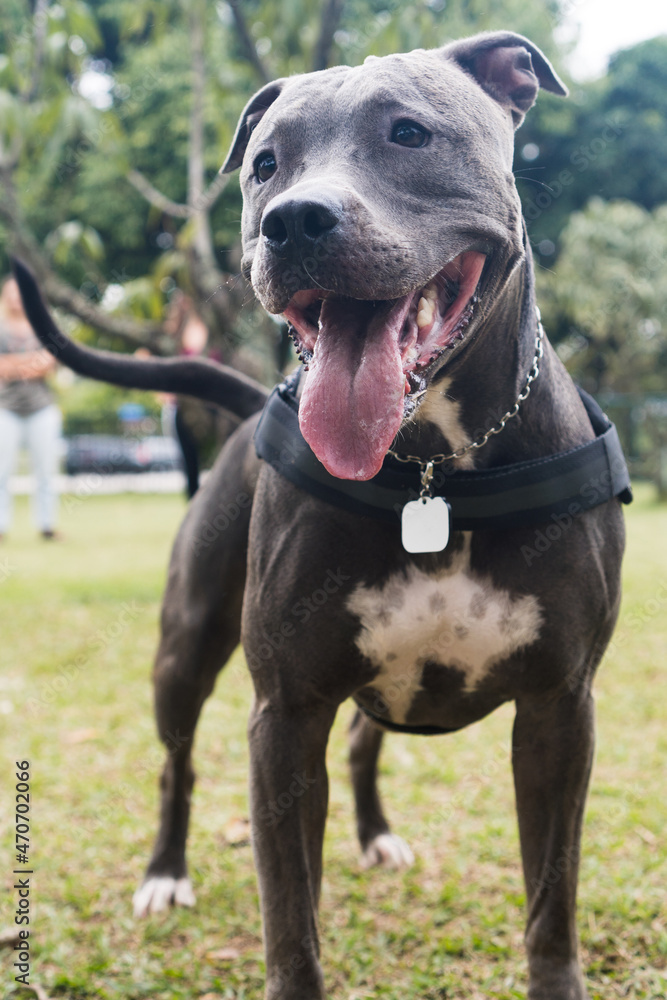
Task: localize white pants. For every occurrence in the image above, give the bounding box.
[0,404,62,532]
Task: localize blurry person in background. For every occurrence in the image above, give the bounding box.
[0,275,62,541]
[162,290,224,499]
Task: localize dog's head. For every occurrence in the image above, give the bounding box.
[221,31,566,481]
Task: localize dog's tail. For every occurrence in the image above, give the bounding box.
[11,259,269,420]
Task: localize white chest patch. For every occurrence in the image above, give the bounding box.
[347,547,542,724]
[417,378,476,470]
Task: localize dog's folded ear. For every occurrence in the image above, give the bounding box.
[442,31,568,127]
[220,79,287,174]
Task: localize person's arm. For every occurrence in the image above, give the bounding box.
[0,350,56,381]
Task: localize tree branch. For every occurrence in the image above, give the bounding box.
[126,3,229,229]
[125,5,235,351]
[188,2,205,215]
[227,0,270,84]
[197,170,232,213]
[41,271,167,351]
[187,0,216,267]
[25,0,49,103]
[0,166,168,352]
[126,169,192,218]
[313,0,345,72]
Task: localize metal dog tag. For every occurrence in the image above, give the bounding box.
[401,497,450,553]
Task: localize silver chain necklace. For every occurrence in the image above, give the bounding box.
[387,308,545,499]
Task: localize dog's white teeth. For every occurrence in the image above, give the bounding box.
[416,283,439,329]
[417,295,435,329]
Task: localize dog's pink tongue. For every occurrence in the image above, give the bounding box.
[299,298,406,481]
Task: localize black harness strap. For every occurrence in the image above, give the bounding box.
[254,376,632,529]
[254,373,632,737]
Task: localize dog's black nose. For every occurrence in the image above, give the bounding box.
[261,195,342,251]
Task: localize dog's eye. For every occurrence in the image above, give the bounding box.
[391,121,430,148]
[255,153,277,183]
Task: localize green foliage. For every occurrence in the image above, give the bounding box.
[45,219,105,266]
[2,0,568,288]
[517,35,667,261]
[56,374,162,434]
[538,198,667,395]
[335,0,563,64]
[600,37,667,209]
[1,1,666,398]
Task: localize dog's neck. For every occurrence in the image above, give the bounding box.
[404,255,594,470]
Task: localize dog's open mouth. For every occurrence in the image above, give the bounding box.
[282,251,486,481]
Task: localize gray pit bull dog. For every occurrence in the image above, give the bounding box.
[16,31,629,1000]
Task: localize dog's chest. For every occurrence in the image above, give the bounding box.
[346,552,542,724]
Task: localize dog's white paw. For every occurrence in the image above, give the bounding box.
[132,876,196,918]
[361,832,414,870]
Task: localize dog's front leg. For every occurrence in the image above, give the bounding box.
[513,685,595,1000]
[249,695,336,1000]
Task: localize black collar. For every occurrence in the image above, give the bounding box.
[254,371,632,530]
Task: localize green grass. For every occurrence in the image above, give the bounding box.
[1,486,666,999]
